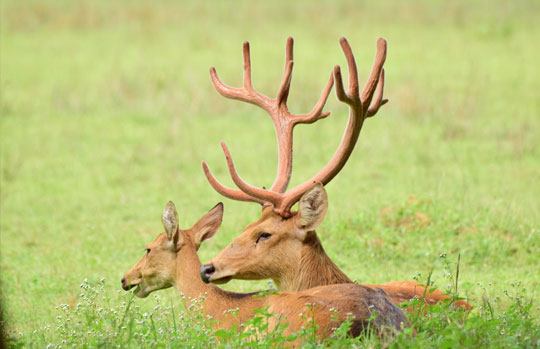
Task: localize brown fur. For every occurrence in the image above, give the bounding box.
[203,186,472,311]
[289,231,351,291]
[122,203,408,344]
[296,235,472,310]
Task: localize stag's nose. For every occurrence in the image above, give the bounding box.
[200,264,215,283]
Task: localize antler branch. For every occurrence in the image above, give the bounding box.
[202,161,263,203]
[289,71,334,125]
[361,38,387,113]
[220,142,283,205]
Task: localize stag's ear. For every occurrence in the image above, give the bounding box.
[296,183,328,238]
[162,201,179,241]
[192,203,224,249]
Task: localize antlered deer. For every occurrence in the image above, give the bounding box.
[199,37,471,310]
[121,202,408,341]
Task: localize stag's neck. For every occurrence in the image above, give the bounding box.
[275,231,353,292]
[174,242,265,325]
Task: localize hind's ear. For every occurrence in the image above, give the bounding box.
[192,203,224,249]
[162,201,179,240]
[296,183,328,239]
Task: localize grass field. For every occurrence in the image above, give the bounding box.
[1,0,539,346]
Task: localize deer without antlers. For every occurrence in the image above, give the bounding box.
[200,37,471,310]
[121,202,407,342]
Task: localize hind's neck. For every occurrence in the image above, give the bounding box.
[175,242,265,327]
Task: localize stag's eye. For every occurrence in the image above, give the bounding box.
[146,248,151,254]
[256,232,272,244]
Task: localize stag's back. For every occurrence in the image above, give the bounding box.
[268,283,408,338]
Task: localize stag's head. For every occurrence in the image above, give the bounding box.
[200,37,387,287]
[201,183,327,284]
[122,201,223,297]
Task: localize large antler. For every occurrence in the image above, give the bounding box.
[203,37,387,217]
[203,37,334,200]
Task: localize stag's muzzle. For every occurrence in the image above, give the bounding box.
[200,264,215,283]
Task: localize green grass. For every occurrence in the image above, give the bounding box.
[1,0,539,346]
[5,272,539,347]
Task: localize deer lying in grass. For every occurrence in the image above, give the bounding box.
[199,37,471,310]
[121,202,407,341]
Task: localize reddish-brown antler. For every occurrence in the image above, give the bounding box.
[203,37,387,217]
[203,37,333,199]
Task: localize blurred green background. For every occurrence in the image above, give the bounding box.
[1,0,539,334]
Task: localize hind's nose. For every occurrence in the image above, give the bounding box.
[200,264,215,283]
[121,276,131,291]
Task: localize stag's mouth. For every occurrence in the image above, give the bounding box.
[210,275,232,284]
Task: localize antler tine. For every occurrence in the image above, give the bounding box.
[242,41,253,90]
[276,37,294,106]
[366,69,388,118]
[361,38,387,113]
[202,161,263,203]
[276,61,294,106]
[285,36,294,62]
[291,71,334,125]
[339,37,360,99]
[334,65,348,103]
[220,142,283,205]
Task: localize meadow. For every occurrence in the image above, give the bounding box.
[1,0,539,346]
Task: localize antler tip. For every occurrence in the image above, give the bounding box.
[201,161,210,172]
[209,67,221,84]
[220,142,233,159]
